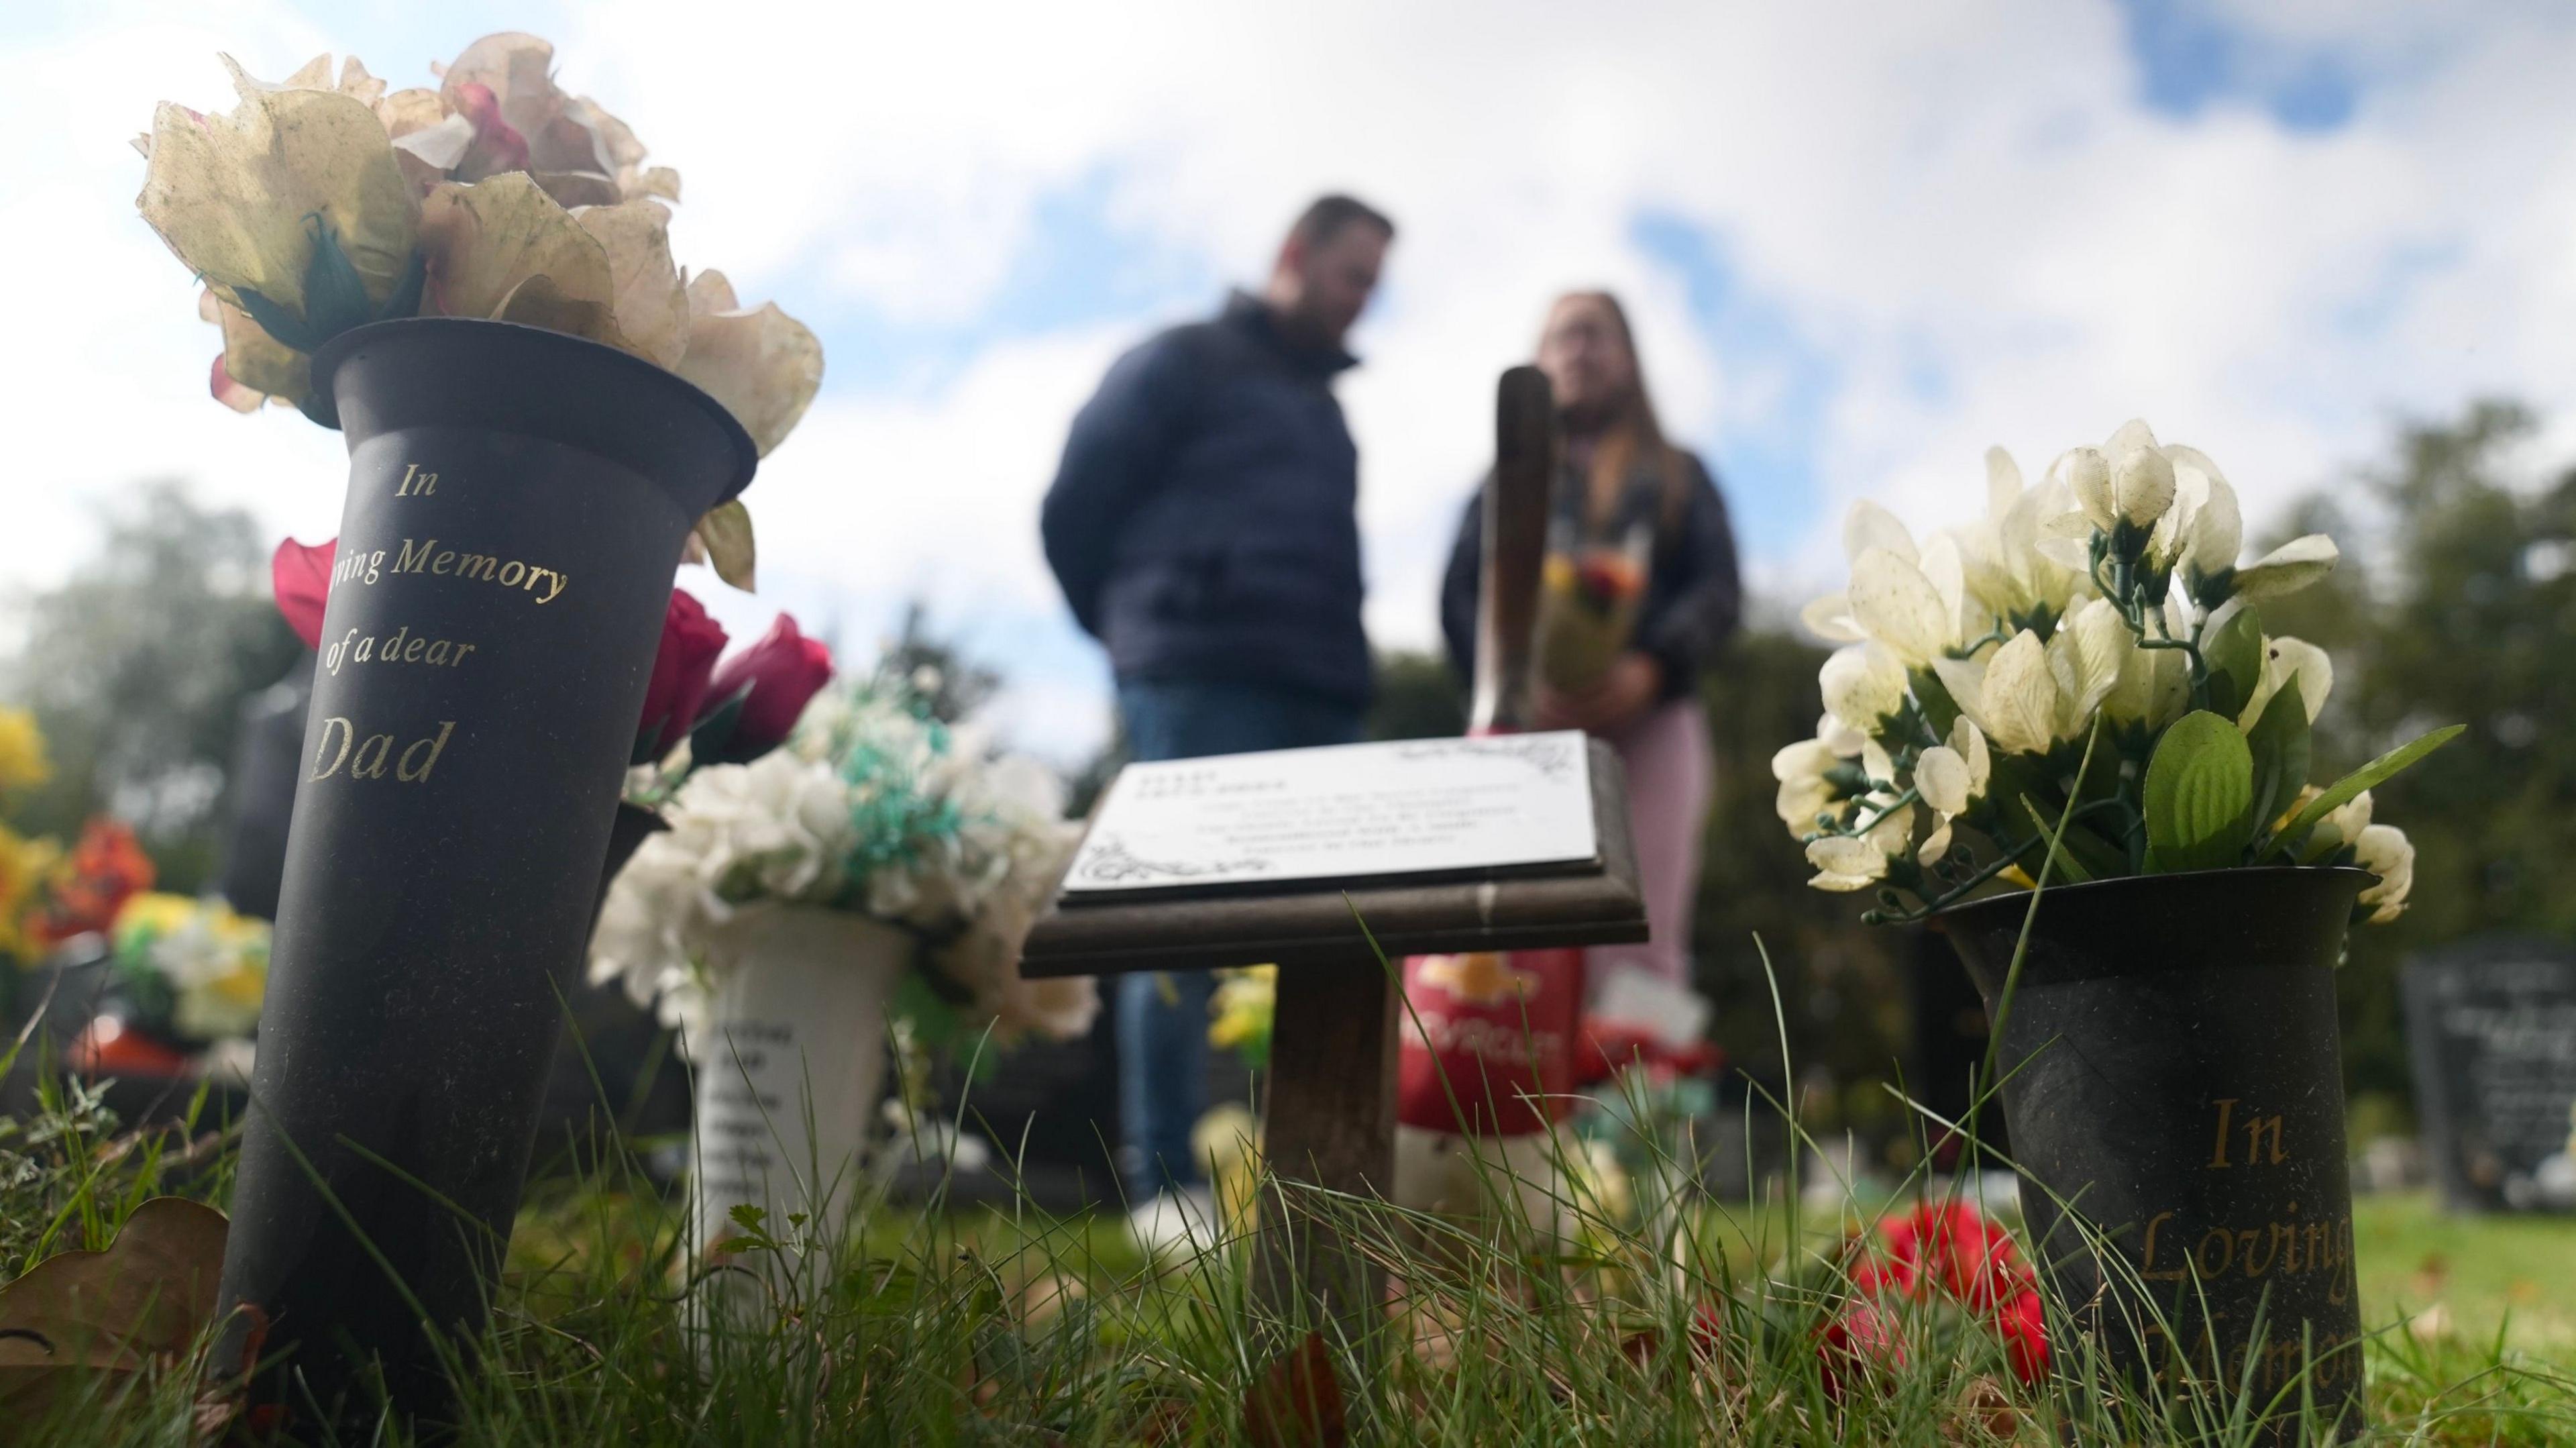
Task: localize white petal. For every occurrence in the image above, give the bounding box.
[1931,654,1993,735]
[1948,716,1991,790]
[1923,817,1955,863]
[2243,636,2333,726]
[2060,598,2135,721]
[1801,592,1870,643]
[1984,446,2023,522]
[2108,442,2178,528]
[2184,470,2242,576]
[1820,642,1909,735]
[2057,446,2116,532]
[1843,501,1919,566]
[1862,737,1897,787]
[2233,535,2339,601]
[1917,745,1972,817]
[1772,738,1838,783]
[1981,631,2061,757]
[1847,546,1954,665]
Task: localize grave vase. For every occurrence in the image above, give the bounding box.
[1934,866,2371,1442]
[213,317,756,1427]
[688,904,908,1289]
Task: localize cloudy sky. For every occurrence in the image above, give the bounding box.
[12,0,2576,762]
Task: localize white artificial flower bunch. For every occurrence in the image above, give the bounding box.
[1779,421,2455,925]
[590,677,1097,1055]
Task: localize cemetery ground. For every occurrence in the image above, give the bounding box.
[7,1062,2576,1446]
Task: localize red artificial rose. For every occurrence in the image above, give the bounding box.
[1878,1201,2029,1314]
[1816,1298,1907,1402]
[272,537,336,650]
[1998,1287,2049,1386]
[635,590,728,764]
[699,613,834,763]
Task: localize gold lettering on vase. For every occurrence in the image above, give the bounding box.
[310,717,455,784]
[2205,1096,2290,1169]
[395,462,439,497]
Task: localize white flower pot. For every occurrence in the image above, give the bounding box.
[688,904,911,1272]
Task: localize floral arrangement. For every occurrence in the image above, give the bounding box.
[590,669,1097,1057]
[274,536,831,776]
[105,892,272,1045]
[140,34,826,586]
[0,712,157,967]
[1208,966,1277,1068]
[1779,421,2457,924]
[1535,527,1650,692]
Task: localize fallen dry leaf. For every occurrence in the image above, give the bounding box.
[0,1197,229,1408]
[1244,1331,1347,1448]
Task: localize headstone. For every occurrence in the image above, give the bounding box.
[2401,937,2576,1212]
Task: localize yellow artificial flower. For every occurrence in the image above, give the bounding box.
[0,825,63,964]
[0,707,50,792]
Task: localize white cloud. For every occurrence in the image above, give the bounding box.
[18,1,2576,763]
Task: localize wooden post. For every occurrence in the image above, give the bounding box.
[1251,949,1400,1335]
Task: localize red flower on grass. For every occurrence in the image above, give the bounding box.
[1825,1198,2049,1393]
[1817,1298,1908,1401]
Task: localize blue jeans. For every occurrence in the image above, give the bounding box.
[1114,678,1366,1202]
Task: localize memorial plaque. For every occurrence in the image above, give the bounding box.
[1061,730,1597,899]
[2402,937,2576,1212]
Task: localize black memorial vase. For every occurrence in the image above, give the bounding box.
[211,318,754,1427]
[1934,867,2371,1443]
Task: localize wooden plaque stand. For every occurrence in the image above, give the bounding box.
[1020,739,1646,1335]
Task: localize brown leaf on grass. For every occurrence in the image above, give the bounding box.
[0,1198,228,1405]
[1244,1332,1346,1448]
[1945,1374,2021,1443]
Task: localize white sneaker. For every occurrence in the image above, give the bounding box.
[1125,1186,1221,1261]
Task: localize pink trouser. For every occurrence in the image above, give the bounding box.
[1584,699,1711,992]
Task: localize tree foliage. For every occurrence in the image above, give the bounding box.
[2,482,301,892]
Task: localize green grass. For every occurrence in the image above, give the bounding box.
[5,1050,2576,1447]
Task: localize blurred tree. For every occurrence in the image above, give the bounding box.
[1364,650,1468,741]
[1692,628,1907,1136]
[2261,401,2576,1114]
[1,482,300,892]
[874,601,1000,725]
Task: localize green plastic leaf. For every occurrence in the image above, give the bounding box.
[693,501,757,592]
[2257,723,2466,862]
[301,217,376,342]
[2017,795,2127,883]
[2202,607,2264,721]
[377,247,427,323]
[2242,674,2310,835]
[1910,666,1961,741]
[233,287,323,354]
[2143,710,2256,873]
[688,681,757,768]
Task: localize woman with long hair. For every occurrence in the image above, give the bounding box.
[1438,290,1741,992]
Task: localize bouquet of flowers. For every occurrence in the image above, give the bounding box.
[105,892,272,1046]
[1534,524,1652,692]
[1780,421,2456,923]
[138,33,825,584]
[590,670,1097,1057]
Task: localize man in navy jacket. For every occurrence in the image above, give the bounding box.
[1042,195,1393,1247]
